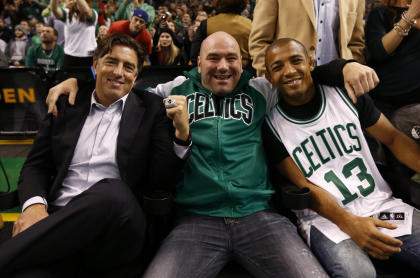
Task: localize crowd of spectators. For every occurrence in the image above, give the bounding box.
[0,0,254,70]
[0,0,419,116]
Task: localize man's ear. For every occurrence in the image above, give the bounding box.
[197,56,201,74]
[93,60,97,75]
[265,71,273,84]
[309,55,315,71]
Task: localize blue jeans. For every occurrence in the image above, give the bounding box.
[310,209,420,278]
[143,210,327,278]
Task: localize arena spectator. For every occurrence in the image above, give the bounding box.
[0,17,13,43]
[19,19,32,37]
[5,24,31,66]
[0,38,6,53]
[25,25,64,82]
[115,0,155,29]
[181,12,191,28]
[366,0,420,117]
[45,12,66,47]
[103,0,117,27]
[51,0,98,68]
[150,27,185,65]
[31,21,45,45]
[153,11,183,49]
[0,46,8,66]
[96,24,109,41]
[249,0,366,76]
[1,1,20,26]
[107,8,152,55]
[190,0,252,68]
[16,0,47,23]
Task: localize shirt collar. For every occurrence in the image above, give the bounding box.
[90,90,130,112]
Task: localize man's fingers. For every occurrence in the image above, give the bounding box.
[369,236,402,254]
[360,74,370,94]
[345,82,357,104]
[68,90,77,106]
[350,80,364,98]
[12,222,18,237]
[46,88,59,115]
[365,244,388,259]
[366,72,376,92]
[372,70,380,86]
[373,218,398,230]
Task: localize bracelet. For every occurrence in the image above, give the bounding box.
[401,11,417,26]
[174,132,192,146]
[394,23,410,36]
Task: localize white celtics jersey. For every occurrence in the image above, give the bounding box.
[266,85,413,244]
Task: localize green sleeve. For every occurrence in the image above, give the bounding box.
[59,7,67,22]
[25,46,36,67]
[115,1,131,21]
[141,4,155,25]
[86,9,97,24]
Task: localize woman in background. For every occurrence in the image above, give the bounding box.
[150,28,185,66]
[366,0,420,117]
[51,0,97,68]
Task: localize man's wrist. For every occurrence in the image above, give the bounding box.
[174,131,191,146]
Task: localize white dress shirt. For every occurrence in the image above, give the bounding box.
[313,0,340,65]
[23,91,189,211]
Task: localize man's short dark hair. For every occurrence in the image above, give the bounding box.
[265,38,309,70]
[93,33,145,71]
[45,25,58,37]
[214,0,247,14]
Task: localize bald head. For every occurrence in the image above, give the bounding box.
[200,31,240,58]
[197,31,243,96]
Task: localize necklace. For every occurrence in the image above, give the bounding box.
[42,47,54,73]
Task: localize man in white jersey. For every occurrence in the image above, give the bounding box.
[263,38,420,277]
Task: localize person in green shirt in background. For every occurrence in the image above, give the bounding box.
[25,25,64,85]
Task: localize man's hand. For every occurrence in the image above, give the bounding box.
[164,96,190,141]
[46,78,78,116]
[340,214,402,260]
[13,204,49,237]
[342,62,379,103]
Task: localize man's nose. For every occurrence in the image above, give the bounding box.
[113,63,123,76]
[217,58,229,71]
[284,62,297,76]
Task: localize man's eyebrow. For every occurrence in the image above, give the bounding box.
[289,54,305,59]
[104,56,118,61]
[206,52,239,57]
[270,60,283,68]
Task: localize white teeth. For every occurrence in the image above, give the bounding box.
[285,78,301,85]
[214,75,231,80]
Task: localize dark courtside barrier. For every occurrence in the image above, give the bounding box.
[0,67,48,135]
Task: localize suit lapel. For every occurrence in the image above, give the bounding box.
[60,94,92,169]
[300,0,317,31]
[50,92,92,196]
[117,91,145,180]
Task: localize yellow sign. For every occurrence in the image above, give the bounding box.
[0,88,36,103]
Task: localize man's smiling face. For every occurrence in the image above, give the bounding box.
[198,32,242,96]
[265,40,315,106]
[93,45,138,107]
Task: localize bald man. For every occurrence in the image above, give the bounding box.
[47,31,378,277]
[143,32,338,277]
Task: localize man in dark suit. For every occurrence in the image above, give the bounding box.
[0,33,190,277]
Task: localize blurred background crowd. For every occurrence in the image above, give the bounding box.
[0,0,419,117]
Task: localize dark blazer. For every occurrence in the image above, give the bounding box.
[18,84,187,206]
